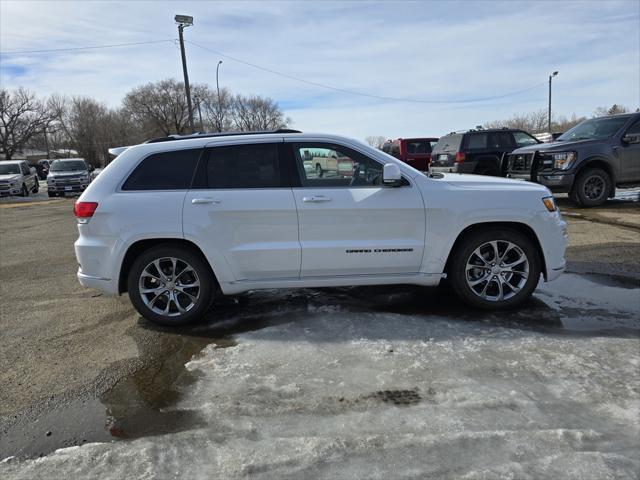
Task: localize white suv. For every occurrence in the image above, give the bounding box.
[74,130,567,326]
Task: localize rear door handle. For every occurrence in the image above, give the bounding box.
[191,198,220,205]
[302,195,332,203]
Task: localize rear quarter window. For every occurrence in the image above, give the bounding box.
[122,149,201,190]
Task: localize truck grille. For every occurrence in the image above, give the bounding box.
[508,153,534,172]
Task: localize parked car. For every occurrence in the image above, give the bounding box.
[47,158,94,197]
[507,113,640,207]
[74,130,567,326]
[0,160,39,197]
[430,128,541,176]
[36,159,51,180]
[382,137,438,171]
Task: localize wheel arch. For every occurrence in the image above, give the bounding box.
[444,221,547,280]
[118,238,215,294]
[472,155,501,175]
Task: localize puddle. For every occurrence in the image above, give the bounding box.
[2,273,637,460]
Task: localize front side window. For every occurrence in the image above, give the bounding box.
[626,118,640,135]
[293,143,387,187]
[513,131,539,147]
[490,132,514,149]
[205,143,282,189]
[122,149,201,190]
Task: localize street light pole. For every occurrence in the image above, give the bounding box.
[548,71,558,134]
[175,15,195,133]
[216,60,222,132]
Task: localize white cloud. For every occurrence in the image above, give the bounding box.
[1,0,638,140]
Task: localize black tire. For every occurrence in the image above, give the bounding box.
[127,244,217,326]
[570,167,611,207]
[448,228,541,310]
[20,184,29,197]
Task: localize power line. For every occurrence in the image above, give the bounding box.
[186,40,547,105]
[0,39,172,55]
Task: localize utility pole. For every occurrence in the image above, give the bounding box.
[548,71,558,134]
[43,125,51,159]
[175,15,195,133]
[216,60,223,132]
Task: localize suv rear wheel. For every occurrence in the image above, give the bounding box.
[127,245,216,326]
[449,228,541,309]
[570,167,611,207]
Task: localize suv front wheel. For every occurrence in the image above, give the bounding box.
[570,167,611,207]
[127,245,216,326]
[449,228,541,309]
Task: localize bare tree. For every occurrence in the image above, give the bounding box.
[197,86,234,132]
[0,88,53,159]
[365,135,387,149]
[122,79,192,137]
[231,94,290,131]
[485,109,584,134]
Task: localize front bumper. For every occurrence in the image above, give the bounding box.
[47,184,89,193]
[0,188,22,196]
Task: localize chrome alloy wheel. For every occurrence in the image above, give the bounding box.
[139,257,201,317]
[465,240,529,302]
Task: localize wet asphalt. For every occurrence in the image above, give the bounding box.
[0,193,638,460]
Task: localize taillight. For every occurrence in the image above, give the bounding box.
[455,152,466,163]
[74,201,98,223]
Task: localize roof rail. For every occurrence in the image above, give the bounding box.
[145,129,302,144]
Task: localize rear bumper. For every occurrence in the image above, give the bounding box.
[77,268,118,295]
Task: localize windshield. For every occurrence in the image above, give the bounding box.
[0,163,21,175]
[50,160,87,172]
[557,116,630,142]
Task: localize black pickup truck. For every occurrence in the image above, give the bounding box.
[506,113,640,207]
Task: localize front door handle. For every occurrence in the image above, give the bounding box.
[191,198,220,205]
[302,195,331,203]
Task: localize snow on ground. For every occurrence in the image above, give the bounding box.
[2,275,639,479]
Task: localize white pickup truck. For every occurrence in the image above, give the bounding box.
[0,160,39,197]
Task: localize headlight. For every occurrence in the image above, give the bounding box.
[542,196,557,212]
[552,152,577,170]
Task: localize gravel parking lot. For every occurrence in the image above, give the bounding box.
[0,191,638,478]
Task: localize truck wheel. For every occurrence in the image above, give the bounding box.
[20,184,29,197]
[127,245,216,326]
[570,167,611,207]
[33,180,39,193]
[448,228,541,310]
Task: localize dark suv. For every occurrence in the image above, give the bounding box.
[506,113,640,207]
[430,128,540,176]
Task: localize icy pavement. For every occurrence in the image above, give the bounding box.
[2,274,639,479]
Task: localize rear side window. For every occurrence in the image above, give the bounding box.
[466,133,488,150]
[122,149,201,190]
[432,134,462,153]
[490,132,514,149]
[206,143,282,189]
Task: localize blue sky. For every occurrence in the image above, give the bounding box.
[1,0,638,140]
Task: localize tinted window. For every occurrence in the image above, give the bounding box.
[404,139,430,154]
[513,131,539,147]
[432,134,462,153]
[490,132,514,149]
[122,149,201,190]
[466,133,488,150]
[557,116,630,141]
[206,143,281,189]
[293,143,390,187]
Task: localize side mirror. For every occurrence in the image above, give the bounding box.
[622,134,640,145]
[383,163,402,186]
